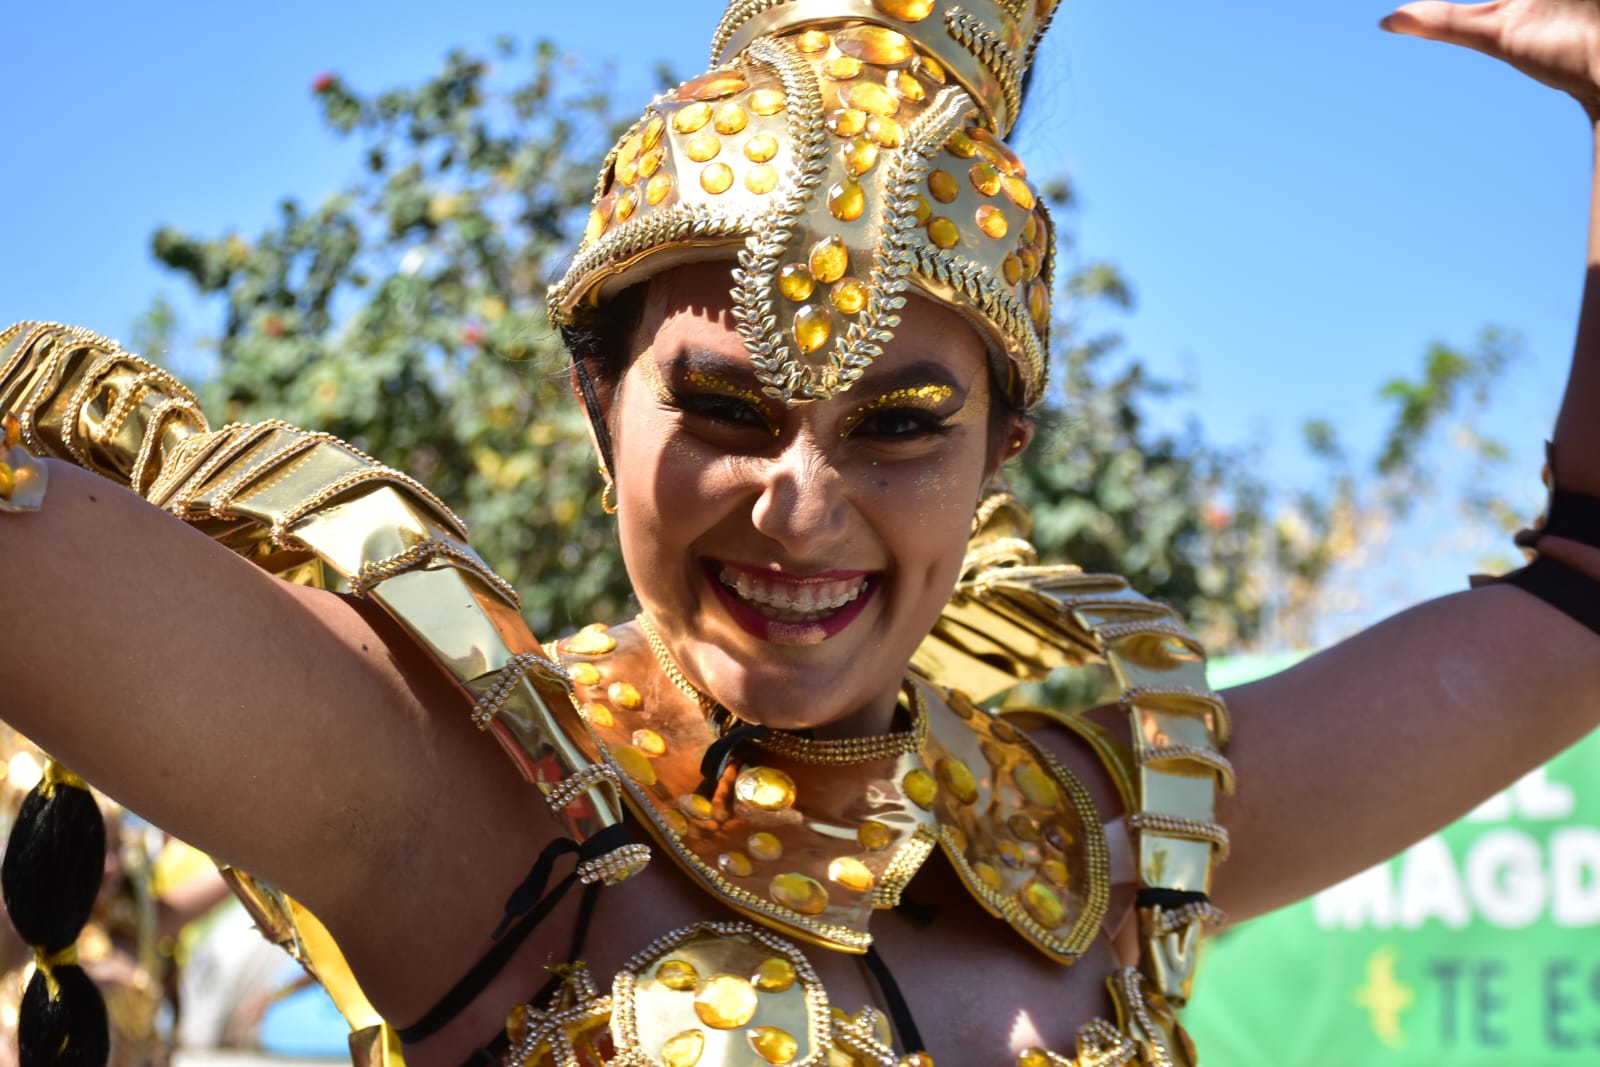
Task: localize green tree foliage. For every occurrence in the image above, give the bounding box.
[146,38,1517,651]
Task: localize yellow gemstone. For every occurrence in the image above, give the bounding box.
[746,959,794,999]
[1044,824,1076,851]
[971,128,1022,174]
[1021,880,1068,929]
[841,81,898,117]
[615,190,637,222]
[829,856,875,893]
[999,840,1027,869]
[583,207,605,242]
[680,793,715,820]
[640,145,665,177]
[830,279,867,315]
[1029,279,1050,329]
[990,719,1019,742]
[720,850,754,877]
[735,766,798,810]
[749,831,784,861]
[661,809,690,836]
[642,116,666,151]
[745,134,779,163]
[777,263,815,301]
[976,204,1008,239]
[701,163,735,195]
[826,108,867,137]
[565,625,615,655]
[828,179,866,222]
[1040,859,1070,886]
[569,662,601,686]
[608,681,642,709]
[632,728,667,756]
[1002,254,1023,286]
[748,89,787,116]
[749,1026,800,1065]
[713,102,749,134]
[900,1054,935,1067]
[892,70,925,102]
[926,217,959,250]
[946,130,978,159]
[844,138,879,177]
[927,170,959,204]
[662,1029,707,1067]
[936,758,979,805]
[917,54,947,82]
[970,162,1003,197]
[1019,1051,1052,1067]
[611,744,657,786]
[1003,176,1036,210]
[617,153,641,186]
[973,861,1003,891]
[794,304,832,354]
[685,71,749,101]
[1018,246,1040,282]
[674,102,713,134]
[647,172,675,205]
[770,872,830,915]
[686,132,721,163]
[581,701,615,728]
[694,974,759,1029]
[809,236,848,283]
[908,194,931,224]
[902,768,938,809]
[745,164,779,195]
[507,1003,530,1042]
[866,115,903,147]
[796,29,831,53]
[836,26,914,65]
[657,959,701,991]
[873,0,935,20]
[1008,814,1039,841]
[824,55,864,80]
[1013,763,1061,810]
[1022,212,1039,246]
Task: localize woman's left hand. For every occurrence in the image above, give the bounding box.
[1383,0,1600,119]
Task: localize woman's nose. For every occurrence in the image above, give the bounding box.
[749,432,849,557]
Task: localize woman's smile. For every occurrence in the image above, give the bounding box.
[704,558,882,644]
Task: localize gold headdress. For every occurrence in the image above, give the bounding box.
[549,0,1061,406]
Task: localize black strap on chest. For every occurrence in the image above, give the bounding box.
[863,943,926,1055]
[396,823,632,1046]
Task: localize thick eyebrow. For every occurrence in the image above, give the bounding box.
[660,348,763,385]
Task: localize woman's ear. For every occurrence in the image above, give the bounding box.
[986,413,1034,482]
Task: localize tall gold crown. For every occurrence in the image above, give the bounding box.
[549,0,1062,406]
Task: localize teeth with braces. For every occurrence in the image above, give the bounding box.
[719,567,869,622]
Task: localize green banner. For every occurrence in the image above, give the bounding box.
[1183,732,1600,1064]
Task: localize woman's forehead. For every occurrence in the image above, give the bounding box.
[640,262,990,385]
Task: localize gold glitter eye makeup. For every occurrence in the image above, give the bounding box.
[838,383,955,439]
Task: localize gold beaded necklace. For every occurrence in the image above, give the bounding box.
[634,611,926,764]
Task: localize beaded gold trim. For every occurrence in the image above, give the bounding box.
[543,762,625,814]
[1127,812,1229,863]
[349,537,520,607]
[1137,743,1236,794]
[471,652,572,729]
[943,5,1023,132]
[577,843,653,886]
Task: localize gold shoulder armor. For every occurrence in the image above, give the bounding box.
[915,489,1232,1007]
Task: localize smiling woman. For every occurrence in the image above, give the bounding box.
[4,2,1600,1067]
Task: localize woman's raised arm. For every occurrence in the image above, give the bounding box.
[1216,0,1600,921]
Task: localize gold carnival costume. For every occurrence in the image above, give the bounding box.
[0,1,1233,1065]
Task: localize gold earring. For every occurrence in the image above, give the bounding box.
[599,466,618,515]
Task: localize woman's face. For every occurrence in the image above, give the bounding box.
[602,262,1025,735]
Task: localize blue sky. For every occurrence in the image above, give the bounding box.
[2,1,1588,635]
